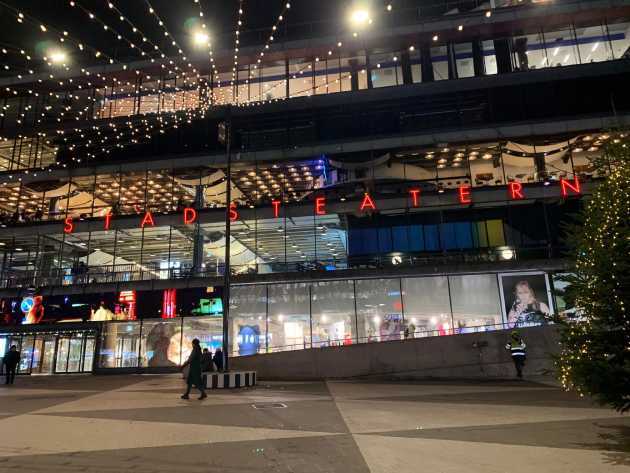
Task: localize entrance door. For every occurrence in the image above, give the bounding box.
[67,336,84,373]
[55,337,70,373]
[39,337,57,374]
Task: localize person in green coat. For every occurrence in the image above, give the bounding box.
[181,339,207,400]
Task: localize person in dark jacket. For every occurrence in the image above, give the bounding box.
[3,345,20,385]
[181,339,207,400]
[200,348,214,372]
[213,347,224,373]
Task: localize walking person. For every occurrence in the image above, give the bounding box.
[181,339,207,400]
[213,347,224,373]
[505,331,527,379]
[3,345,20,385]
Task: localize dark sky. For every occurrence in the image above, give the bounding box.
[0,1,439,70]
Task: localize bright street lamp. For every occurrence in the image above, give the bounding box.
[193,31,209,47]
[49,50,67,65]
[349,8,371,28]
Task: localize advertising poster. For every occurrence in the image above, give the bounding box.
[499,272,553,328]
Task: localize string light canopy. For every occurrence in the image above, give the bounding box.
[0,0,534,180]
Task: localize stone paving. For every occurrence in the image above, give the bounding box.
[0,374,628,472]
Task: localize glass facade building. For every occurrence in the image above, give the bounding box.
[0,0,628,374]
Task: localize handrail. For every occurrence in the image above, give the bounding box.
[234,321,547,355]
[0,245,564,289]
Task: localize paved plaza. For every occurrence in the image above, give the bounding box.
[0,374,628,472]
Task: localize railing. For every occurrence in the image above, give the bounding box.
[0,246,564,289]
[234,321,547,356]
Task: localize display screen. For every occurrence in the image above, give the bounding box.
[499,273,553,328]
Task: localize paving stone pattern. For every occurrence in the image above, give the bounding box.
[0,375,628,472]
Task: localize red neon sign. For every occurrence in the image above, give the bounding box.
[315,197,326,215]
[229,203,239,222]
[104,212,113,230]
[560,177,581,197]
[272,200,281,218]
[183,207,197,224]
[409,189,421,207]
[63,217,74,234]
[458,185,472,204]
[509,182,525,200]
[140,211,155,228]
[360,193,377,212]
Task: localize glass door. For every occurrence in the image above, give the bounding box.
[39,337,57,374]
[19,336,35,374]
[31,337,44,373]
[67,336,84,373]
[83,337,95,372]
[55,337,70,373]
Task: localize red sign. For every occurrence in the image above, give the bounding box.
[458,185,472,204]
[140,211,155,228]
[183,207,197,224]
[60,180,582,233]
[409,189,421,207]
[360,193,377,212]
[315,197,326,215]
[509,182,525,200]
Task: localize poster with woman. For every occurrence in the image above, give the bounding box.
[499,272,553,328]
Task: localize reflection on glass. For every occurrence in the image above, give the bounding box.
[311,280,356,347]
[182,318,223,362]
[98,322,141,368]
[139,320,182,367]
[267,283,311,352]
[83,337,95,371]
[449,274,502,331]
[56,337,70,372]
[401,277,452,337]
[230,285,267,356]
[67,336,83,372]
[355,279,403,342]
[19,336,34,373]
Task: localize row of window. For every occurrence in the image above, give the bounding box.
[0,200,580,289]
[228,271,568,356]
[93,21,630,118]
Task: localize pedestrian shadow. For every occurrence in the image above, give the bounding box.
[581,423,630,466]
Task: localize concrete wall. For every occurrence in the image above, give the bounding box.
[231,325,560,381]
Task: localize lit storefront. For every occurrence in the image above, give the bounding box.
[229,271,566,356]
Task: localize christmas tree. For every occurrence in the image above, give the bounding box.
[556,134,630,411]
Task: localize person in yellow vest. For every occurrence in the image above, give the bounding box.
[505,331,527,379]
